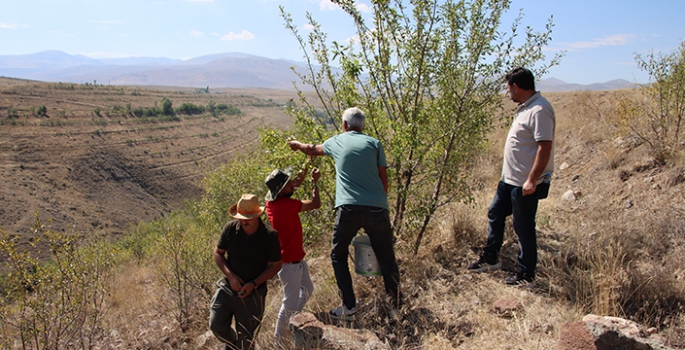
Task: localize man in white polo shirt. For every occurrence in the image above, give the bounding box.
[468,67,555,287]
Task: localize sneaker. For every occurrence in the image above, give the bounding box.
[467,257,502,273]
[329,305,358,320]
[504,274,535,287]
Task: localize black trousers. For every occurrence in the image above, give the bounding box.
[209,286,266,350]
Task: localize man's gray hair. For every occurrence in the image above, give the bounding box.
[342,107,365,130]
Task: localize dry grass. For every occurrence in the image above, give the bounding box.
[97,89,683,350]
[3,86,684,349]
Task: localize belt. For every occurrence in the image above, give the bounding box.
[284,260,301,264]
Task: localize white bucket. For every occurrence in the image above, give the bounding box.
[352,234,382,276]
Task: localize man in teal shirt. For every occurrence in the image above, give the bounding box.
[288,107,401,320]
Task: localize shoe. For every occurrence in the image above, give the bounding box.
[504,274,535,287]
[467,257,501,273]
[329,304,358,320]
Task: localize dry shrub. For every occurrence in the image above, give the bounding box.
[542,167,685,334]
[610,41,685,160]
[154,213,215,332]
[535,88,682,323]
[449,201,487,250]
[551,235,627,316]
[0,216,115,350]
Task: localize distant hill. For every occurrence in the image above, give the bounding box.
[537,77,637,92]
[0,51,305,90]
[0,50,638,91]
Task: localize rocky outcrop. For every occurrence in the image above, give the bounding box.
[557,314,675,350]
[289,312,390,350]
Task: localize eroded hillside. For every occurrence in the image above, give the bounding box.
[0,77,296,256]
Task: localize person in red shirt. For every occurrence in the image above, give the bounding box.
[265,165,321,343]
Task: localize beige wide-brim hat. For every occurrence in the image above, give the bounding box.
[228,194,265,220]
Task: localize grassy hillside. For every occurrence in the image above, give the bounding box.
[1,84,683,349]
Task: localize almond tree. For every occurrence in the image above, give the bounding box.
[278,0,561,253]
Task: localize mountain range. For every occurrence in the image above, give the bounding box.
[0,50,636,92]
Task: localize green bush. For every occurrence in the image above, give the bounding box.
[35,105,47,116]
[176,102,205,115]
[161,97,174,116]
[7,108,19,119]
[193,149,269,230]
[118,220,162,262]
[216,104,241,115]
[206,100,217,116]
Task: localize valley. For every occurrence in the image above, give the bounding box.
[0,77,297,256]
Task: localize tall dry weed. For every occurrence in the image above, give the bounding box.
[540,88,685,340]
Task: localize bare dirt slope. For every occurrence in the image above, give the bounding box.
[0,77,297,255]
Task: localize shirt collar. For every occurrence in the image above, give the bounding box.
[517,91,542,111]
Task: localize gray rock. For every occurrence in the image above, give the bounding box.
[562,190,576,201]
[290,312,390,350]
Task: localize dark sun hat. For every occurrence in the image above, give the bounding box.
[264,168,291,202]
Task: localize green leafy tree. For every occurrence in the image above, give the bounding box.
[279,0,560,253]
[161,97,174,116]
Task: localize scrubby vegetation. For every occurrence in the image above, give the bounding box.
[0,215,117,350]
[2,82,684,349]
[0,83,243,126]
[1,3,684,350]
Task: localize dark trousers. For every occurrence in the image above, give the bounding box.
[209,287,266,350]
[483,181,549,278]
[331,205,400,309]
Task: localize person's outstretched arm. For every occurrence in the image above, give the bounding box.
[288,140,325,156]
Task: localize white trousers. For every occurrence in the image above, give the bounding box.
[274,259,314,340]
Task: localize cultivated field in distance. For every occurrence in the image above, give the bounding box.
[0,77,297,256]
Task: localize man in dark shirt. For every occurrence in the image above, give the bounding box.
[209,194,282,350]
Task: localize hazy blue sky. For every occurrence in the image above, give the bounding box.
[1,0,684,85]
